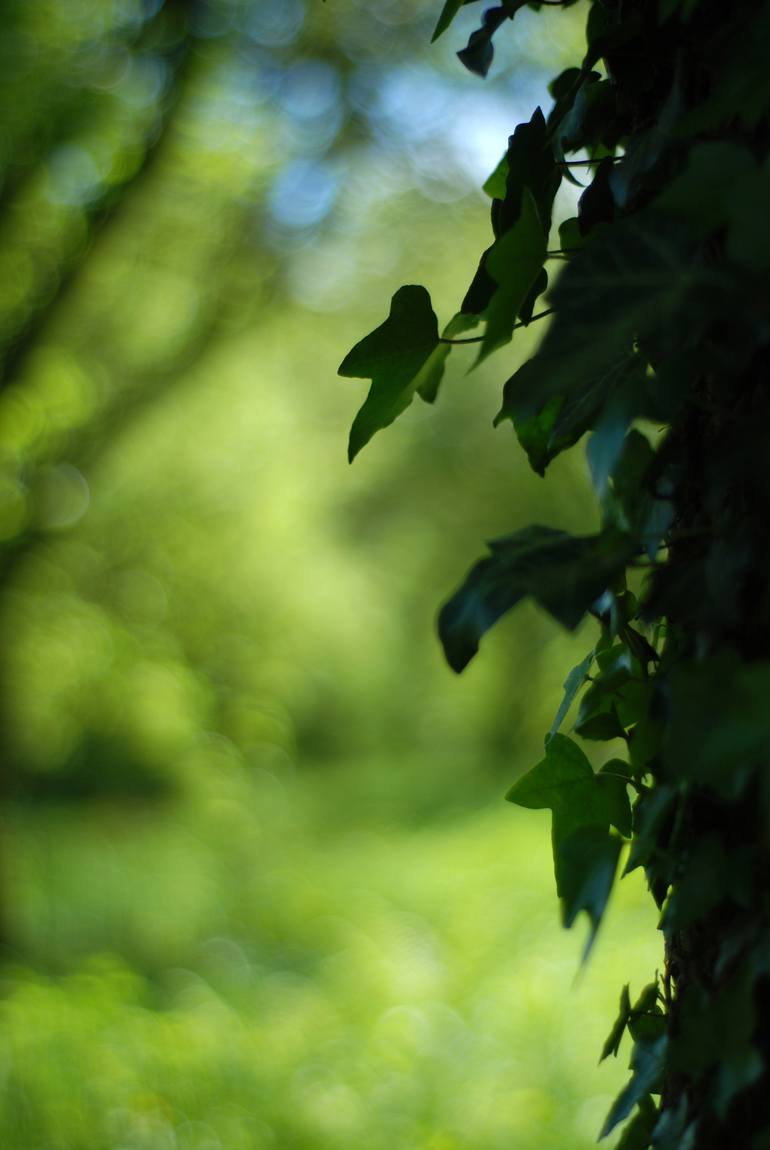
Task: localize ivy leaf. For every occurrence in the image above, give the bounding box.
[477,190,547,362]
[495,215,712,474]
[507,733,630,839]
[601,1035,667,1139]
[462,108,560,317]
[664,653,770,798]
[455,1,529,74]
[456,5,509,77]
[339,286,450,462]
[585,364,649,499]
[558,216,584,252]
[609,78,683,211]
[507,736,625,954]
[650,1098,696,1150]
[438,526,636,672]
[483,153,508,199]
[660,835,727,931]
[628,981,665,1044]
[547,650,594,741]
[601,983,632,1061]
[615,1095,658,1150]
[431,0,480,42]
[559,825,622,955]
[656,142,757,234]
[498,107,561,240]
[598,761,633,837]
[623,784,676,877]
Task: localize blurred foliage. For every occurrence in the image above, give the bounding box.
[0,0,593,800]
[0,0,661,1147]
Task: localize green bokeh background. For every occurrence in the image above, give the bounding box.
[0,2,660,1146]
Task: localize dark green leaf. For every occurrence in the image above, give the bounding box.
[585,365,649,499]
[601,983,631,1061]
[574,705,626,742]
[456,5,512,77]
[628,981,665,1044]
[664,653,770,798]
[609,78,683,211]
[438,527,636,672]
[598,761,633,837]
[578,158,616,234]
[507,734,630,931]
[656,142,756,234]
[559,824,622,955]
[339,286,449,462]
[431,0,480,42]
[462,108,560,316]
[548,650,593,741]
[477,190,546,362]
[624,785,676,876]
[495,215,714,473]
[660,835,726,931]
[651,1098,696,1150]
[616,1095,658,1150]
[558,216,584,252]
[601,1035,667,1139]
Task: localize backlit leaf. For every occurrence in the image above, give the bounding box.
[548,650,594,741]
[339,285,449,462]
[477,190,546,362]
[438,527,636,672]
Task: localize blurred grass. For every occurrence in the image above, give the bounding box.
[2,760,660,1150]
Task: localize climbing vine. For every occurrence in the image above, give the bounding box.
[340,0,770,1146]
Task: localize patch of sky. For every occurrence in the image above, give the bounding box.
[350,61,543,190]
[245,0,306,48]
[276,60,345,155]
[267,157,341,231]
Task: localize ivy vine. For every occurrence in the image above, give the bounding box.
[340,1,770,1147]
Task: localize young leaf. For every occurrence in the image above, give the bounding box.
[601,983,632,1061]
[339,285,450,462]
[547,650,594,741]
[615,1095,658,1150]
[438,527,636,672]
[601,1035,667,1139]
[507,733,630,909]
[477,190,547,362]
[462,108,560,317]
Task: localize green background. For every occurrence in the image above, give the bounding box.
[0,2,659,1146]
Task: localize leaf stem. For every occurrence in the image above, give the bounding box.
[601,770,646,794]
[557,157,619,167]
[440,307,555,345]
